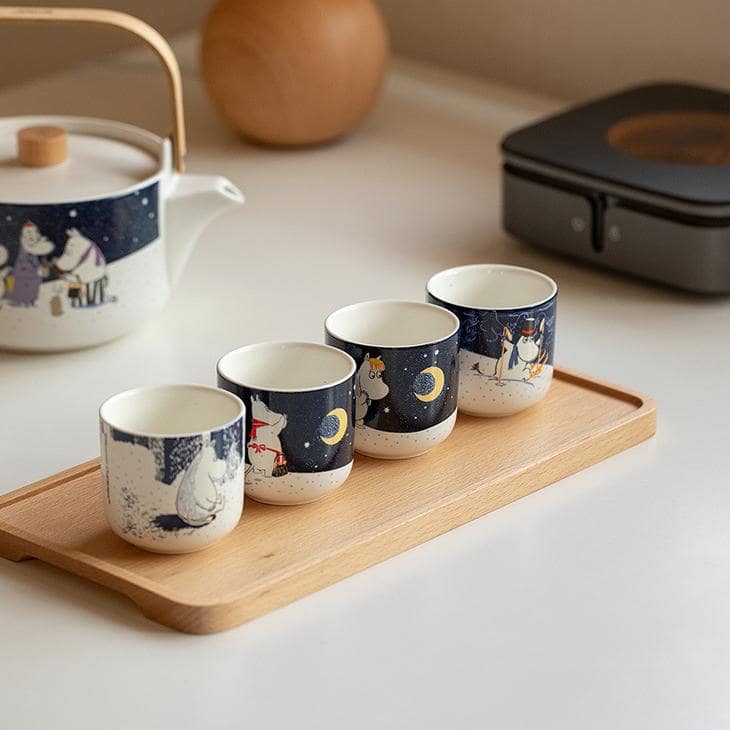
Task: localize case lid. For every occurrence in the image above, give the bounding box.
[0,118,159,204]
[502,83,730,208]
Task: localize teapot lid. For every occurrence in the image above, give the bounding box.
[0,117,161,205]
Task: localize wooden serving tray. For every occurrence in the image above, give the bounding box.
[0,368,655,634]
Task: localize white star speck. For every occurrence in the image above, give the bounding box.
[142,197,149,206]
[68,209,77,218]
[304,442,310,448]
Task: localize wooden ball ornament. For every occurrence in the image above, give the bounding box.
[201,0,389,146]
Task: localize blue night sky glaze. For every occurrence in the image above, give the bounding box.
[0,182,159,277]
[326,333,459,434]
[110,418,243,486]
[218,377,356,474]
[428,294,557,364]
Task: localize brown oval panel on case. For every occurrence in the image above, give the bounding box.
[607,111,730,165]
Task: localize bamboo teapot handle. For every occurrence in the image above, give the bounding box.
[0,6,186,172]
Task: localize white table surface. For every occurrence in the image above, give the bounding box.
[2,37,729,730]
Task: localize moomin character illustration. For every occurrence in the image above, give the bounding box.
[53,227,108,307]
[4,222,53,306]
[174,438,229,527]
[0,245,10,301]
[355,354,389,426]
[489,315,548,383]
[247,396,289,477]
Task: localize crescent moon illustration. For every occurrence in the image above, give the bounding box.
[414,366,445,402]
[319,407,348,445]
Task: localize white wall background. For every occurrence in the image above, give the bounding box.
[0,0,728,101]
[0,0,210,88]
[375,0,730,100]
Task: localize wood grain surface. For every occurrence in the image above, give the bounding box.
[200,0,389,146]
[0,367,656,634]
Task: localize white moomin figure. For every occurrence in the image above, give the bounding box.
[493,315,547,383]
[354,354,389,425]
[247,396,288,477]
[174,438,228,527]
[54,227,108,307]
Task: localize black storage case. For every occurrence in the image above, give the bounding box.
[501,83,730,293]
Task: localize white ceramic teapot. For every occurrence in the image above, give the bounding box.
[0,7,244,351]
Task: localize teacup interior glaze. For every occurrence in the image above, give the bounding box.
[325,300,459,347]
[427,264,556,309]
[100,384,243,436]
[217,341,355,391]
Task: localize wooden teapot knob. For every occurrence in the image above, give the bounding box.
[17,125,68,167]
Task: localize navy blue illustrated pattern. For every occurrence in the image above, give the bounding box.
[319,414,340,440]
[413,370,436,396]
[0,181,159,281]
[326,332,459,434]
[217,376,356,474]
[110,418,243,486]
[427,293,557,365]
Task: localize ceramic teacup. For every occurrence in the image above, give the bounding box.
[426,264,558,417]
[99,384,246,553]
[217,342,357,505]
[325,300,460,459]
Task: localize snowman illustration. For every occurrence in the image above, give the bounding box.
[493,315,548,383]
[247,396,289,477]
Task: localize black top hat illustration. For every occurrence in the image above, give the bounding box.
[520,317,537,337]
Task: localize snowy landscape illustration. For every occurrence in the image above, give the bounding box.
[101,419,244,545]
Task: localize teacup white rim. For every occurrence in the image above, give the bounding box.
[426,264,558,311]
[325,299,460,350]
[99,383,245,440]
[216,341,356,394]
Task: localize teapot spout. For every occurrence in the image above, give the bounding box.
[165,174,244,286]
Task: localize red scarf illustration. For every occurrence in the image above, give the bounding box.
[248,418,283,456]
